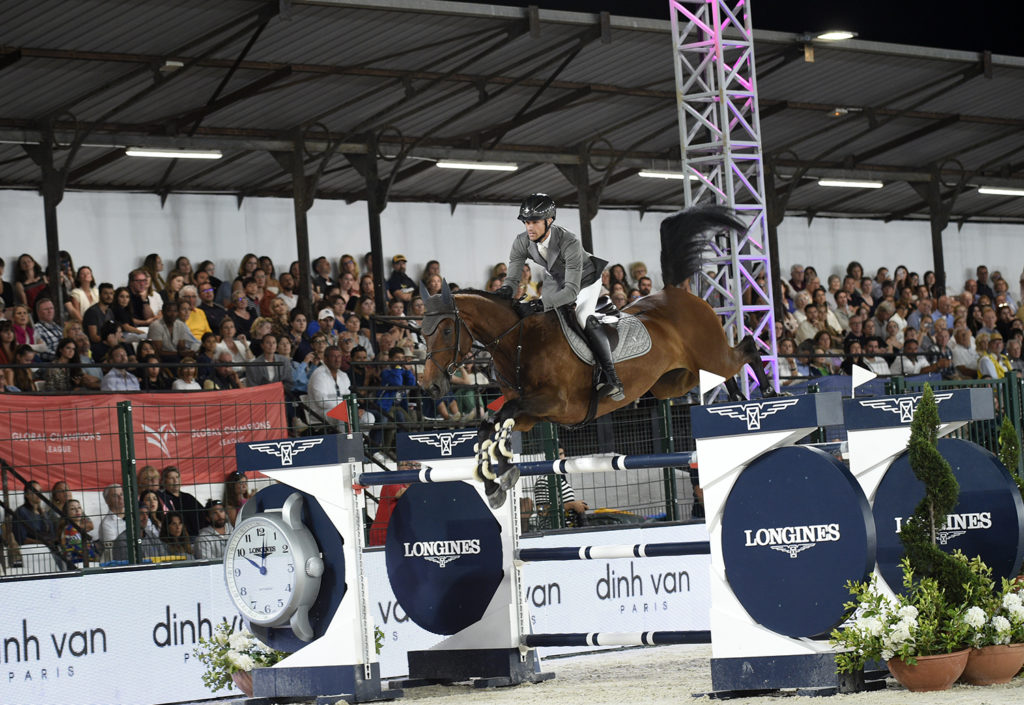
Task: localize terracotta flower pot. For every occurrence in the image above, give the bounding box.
[231,670,254,697]
[961,644,1024,685]
[887,649,970,692]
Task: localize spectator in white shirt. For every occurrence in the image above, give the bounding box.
[307,345,375,428]
[98,484,127,544]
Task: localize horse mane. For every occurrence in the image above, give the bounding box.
[455,288,515,307]
[659,204,746,287]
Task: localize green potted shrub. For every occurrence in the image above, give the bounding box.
[832,385,994,691]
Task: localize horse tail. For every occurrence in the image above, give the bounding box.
[659,204,747,287]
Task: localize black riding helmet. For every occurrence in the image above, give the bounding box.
[518,193,556,222]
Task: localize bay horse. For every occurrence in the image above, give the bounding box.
[419,204,775,507]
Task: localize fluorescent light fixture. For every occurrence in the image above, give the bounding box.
[637,169,698,180]
[125,147,222,159]
[818,178,884,189]
[977,186,1024,197]
[816,30,856,41]
[436,160,518,172]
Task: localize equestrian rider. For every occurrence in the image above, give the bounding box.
[497,193,625,401]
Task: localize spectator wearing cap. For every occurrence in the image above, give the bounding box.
[310,307,339,345]
[387,254,417,312]
[194,499,234,560]
[978,332,1013,379]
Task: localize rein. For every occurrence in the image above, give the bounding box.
[424,297,526,394]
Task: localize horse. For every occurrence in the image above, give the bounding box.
[419,204,775,507]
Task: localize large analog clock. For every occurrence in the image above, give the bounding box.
[224,492,325,641]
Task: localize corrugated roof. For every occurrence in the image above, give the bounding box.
[1,0,1024,222]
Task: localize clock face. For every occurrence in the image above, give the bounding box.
[226,517,298,624]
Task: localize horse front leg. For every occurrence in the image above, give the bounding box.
[472,400,523,509]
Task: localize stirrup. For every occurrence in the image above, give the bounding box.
[596,379,625,401]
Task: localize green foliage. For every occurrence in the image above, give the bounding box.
[192,622,288,694]
[901,384,985,605]
[955,551,1024,646]
[830,558,970,672]
[998,415,1023,499]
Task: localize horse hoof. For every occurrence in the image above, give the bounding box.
[498,463,520,492]
[486,484,507,510]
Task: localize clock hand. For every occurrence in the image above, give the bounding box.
[242,554,266,574]
[261,537,268,567]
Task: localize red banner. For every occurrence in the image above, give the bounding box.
[0,385,286,490]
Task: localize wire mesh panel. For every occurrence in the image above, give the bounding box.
[519,401,699,530]
[0,387,292,578]
[901,376,1020,456]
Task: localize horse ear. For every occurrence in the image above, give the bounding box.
[440,278,453,306]
[419,281,430,301]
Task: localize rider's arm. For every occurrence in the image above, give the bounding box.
[503,234,529,296]
[540,233,584,310]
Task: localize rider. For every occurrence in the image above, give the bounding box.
[497,193,625,401]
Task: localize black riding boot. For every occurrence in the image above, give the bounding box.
[584,316,625,401]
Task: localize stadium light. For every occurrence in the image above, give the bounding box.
[977,186,1024,197]
[818,178,884,189]
[126,148,223,159]
[436,160,518,172]
[637,170,698,180]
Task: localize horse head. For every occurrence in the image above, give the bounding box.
[419,279,470,399]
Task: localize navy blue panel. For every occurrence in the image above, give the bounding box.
[711,652,855,692]
[253,662,385,700]
[843,388,993,431]
[721,446,875,638]
[397,430,522,461]
[872,438,1024,594]
[691,393,843,439]
[236,434,362,471]
[243,485,346,651]
[384,483,504,635]
[398,430,480,461]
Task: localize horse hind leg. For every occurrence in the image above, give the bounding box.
[730,335,777,399]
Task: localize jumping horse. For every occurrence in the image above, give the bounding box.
[419,204,775,508]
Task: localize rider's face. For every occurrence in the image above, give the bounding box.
[524,218,552,242]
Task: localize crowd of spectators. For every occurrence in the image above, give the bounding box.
[2,465,248,563]
[773,261,1024,385]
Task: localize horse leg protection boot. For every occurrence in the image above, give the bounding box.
[584,316,625,401]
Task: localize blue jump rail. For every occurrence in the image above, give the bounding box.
[522,630,711,647]
[516,541,710,562]
[357,443,844,487]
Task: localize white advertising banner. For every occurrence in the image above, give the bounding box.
[0,524,711,704]
[367,522,711,668]
[0,564,243,705]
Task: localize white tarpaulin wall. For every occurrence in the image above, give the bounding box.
[2,190,1020,293]
[0,524,710,705]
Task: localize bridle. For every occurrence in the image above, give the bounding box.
[422,296,527,393]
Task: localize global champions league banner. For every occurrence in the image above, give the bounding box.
[0,385,285,488]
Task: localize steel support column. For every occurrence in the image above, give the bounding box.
[670,0,777,395]
[910,172,966,294]
[281,134,315,319]
[344,140,388,314]
[23,125,66,320]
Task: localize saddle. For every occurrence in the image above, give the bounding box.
[555,298,652,366]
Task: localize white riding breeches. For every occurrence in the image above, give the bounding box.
[574,279,603,326]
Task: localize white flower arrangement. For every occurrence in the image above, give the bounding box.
[192,623,288,694]
[830,558,970,672]
[965,582,1024,648]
